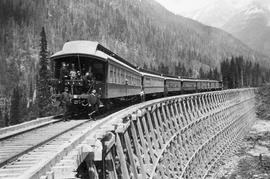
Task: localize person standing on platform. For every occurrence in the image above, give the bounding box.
[59,62,69,92]
[61,87,72,121]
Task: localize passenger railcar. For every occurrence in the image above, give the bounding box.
[181,79,198,92]
[106,53,141,99]
[141,72,165,98]
[164,76,182,95]
[50,40,223,117]
[50,41,142,112]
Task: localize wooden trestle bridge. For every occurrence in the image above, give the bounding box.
[0,88,256,179]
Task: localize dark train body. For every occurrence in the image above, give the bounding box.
[50,41,222,116]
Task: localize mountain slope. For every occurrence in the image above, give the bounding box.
[0,0,269,94]
[223,3,270,56]
[179,0,270,57]
[183,0,236,28]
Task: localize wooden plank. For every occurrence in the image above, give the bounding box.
[178,100,187,127]
[173,102,182,131]
[141,116,156,163]
[130,116,147,179]
[136,117,150,164]
[165,105,176,134]
[161,104,172,137]
[146,111,159,151]
[152,110,165,148]
[156,107,168,142]
[115,133,130,179]
[124,131,139,179]
[168,104,178,133]
[182,99,191,125]
[186,98,195,121]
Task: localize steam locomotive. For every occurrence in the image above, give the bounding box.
[50,41,222,116]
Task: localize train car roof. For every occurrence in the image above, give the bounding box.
[51,41,101,58]
[164,76,181,81]
[139,68,162,76]
[181,78,219,82]
[50,40,141,74]
[141,72,165,79]
[51,41,136,65]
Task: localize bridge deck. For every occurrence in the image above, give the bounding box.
[0,89,257,179]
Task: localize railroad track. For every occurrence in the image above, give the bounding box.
[0,118,92,178]
[0,120,89,167]
[0,115,62,141]
[0,105,129,179]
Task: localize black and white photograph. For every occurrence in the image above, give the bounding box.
[0,0,270,178]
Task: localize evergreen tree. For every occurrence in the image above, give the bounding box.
[213,67,219,80]
[180,64,187,76]
[3,105,9,127]
[175,62,180,76]
[199,67,205,79]
[6,58,19,94]
[29,80,33,103]
[0,109,3,127]
[143,63,148,70]
[188,68,193,77]
[207,69,213,79]
[220,56,265,89]
[229,58,236,88]
[158,62,169,75]
[4,111,9,127]
[10,86,21,125]
[36,27,50,117]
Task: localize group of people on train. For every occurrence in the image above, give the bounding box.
[55,62,99,120]
[59,62,96,94]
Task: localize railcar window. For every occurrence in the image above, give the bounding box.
[109,65,113,83]
[128,74,131,84]
[118,69,121,84]
[126,74,129,84]
[114,67,117,83]
[120,70,122,84]
[121,70,124,84]
[123,70,126,84]
[115,68,117,84]
[116,68,119,84]
[110,65,113,83]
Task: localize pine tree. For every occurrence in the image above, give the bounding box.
[213,67,219,80]
[4,111,9,127]
[143,63,148,70]
[207,69,213,80]
[6,58,19,93]
[36,27,50,117]
[0,109,3,127]
[199,67,205,79]
[10,86,21,125]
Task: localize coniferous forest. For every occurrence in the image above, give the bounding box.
[220,56,269,89]
[1,0,270,127]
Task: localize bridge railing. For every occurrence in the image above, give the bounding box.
[75,88,255,179]
[50,88,256,179]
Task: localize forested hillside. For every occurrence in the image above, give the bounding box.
[0,0,270,126]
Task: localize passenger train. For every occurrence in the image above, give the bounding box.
[50,41,222,116]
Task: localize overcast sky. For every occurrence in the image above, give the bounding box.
[154,0,206,14]
[154,0,270,16]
